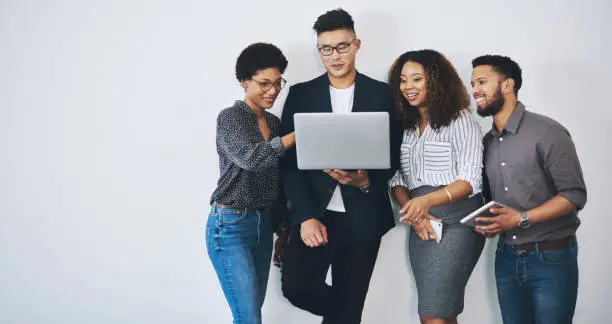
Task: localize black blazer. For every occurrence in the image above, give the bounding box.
[279,72,403,240]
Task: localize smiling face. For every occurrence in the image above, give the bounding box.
[471,65,506,117]
[399,61,428,109]
[316,28,360,81]
[242,67,283,110]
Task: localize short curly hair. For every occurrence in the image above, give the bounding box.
[235,43,288,82]
[388,49,470,131]
[472,55,522,95]
[313,8,355,35]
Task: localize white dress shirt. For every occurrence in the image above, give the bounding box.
[326,84,355,212]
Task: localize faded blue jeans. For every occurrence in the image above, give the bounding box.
[206,203,273,324]
[495,239,579,324]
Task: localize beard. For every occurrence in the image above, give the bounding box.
[477,87,505,117]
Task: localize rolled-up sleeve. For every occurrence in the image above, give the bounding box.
[451,111,484,194]
[389,169,408,189]
[539,126,587,210]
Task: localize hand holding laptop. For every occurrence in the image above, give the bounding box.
[323,169,369,187]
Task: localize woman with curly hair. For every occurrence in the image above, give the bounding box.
[388,49,485,324]
[207,42,295,324]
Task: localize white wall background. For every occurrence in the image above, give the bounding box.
[1,0,610,323]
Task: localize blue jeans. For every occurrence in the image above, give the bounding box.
[206,204,273,324]
[495,239,579,324]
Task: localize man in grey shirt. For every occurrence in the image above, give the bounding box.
[470,55,587,324]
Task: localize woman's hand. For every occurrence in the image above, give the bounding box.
[399,196,432,225]
[407,214,441,243]
[281,132,296,150]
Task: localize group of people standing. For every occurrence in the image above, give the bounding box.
[205,8,587,324]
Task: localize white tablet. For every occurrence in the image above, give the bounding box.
[460,201,509,227]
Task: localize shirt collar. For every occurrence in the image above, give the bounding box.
[235,100,257,116]
[490,101,526,136]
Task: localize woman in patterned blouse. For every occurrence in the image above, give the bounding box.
[206,43,295,324]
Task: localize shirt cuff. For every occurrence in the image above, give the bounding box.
[558,189,587,210]
[269,136,283,155]
[389,170,408,189]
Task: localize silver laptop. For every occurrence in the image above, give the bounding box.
[294,112,390,170]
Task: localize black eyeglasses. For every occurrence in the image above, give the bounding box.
[251,78,287,92]
[317,39,355,56]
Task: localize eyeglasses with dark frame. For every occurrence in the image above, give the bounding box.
[317,39,355,56]
[250,78,287,93]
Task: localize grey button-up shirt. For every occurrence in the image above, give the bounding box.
[483,102,587,244]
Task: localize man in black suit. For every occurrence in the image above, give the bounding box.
[279,8,402,324]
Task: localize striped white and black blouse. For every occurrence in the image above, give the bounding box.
[389,109,483,194]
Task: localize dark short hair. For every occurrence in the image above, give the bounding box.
[472,55,522,95]
[313,8,355,35]
[388,49,470,131]
[235,43,288,82]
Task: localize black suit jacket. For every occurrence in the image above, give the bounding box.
[279,72,403,240]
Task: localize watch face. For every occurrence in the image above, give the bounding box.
[520,215,530,228]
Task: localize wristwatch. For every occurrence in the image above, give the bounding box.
[519,211,531,229]
[359,182,370,193]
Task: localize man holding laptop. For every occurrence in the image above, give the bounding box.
[278,8,402,324]
[470,55,587,324]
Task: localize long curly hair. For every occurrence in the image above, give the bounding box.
[388,49,470,131]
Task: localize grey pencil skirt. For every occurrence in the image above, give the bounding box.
[408,185,485,318]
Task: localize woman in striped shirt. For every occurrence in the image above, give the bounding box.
[387,49,485,324]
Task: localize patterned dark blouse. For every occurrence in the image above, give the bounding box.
[210,100,288,230]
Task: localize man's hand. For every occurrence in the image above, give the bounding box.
[300,218,328,247]
[323,169,369,187]
[399,196,432,225]
[273,228,289,268]
[475,206,521,236]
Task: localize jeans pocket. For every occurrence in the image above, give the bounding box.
[538,242,578,265]
[217,208,248,225]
